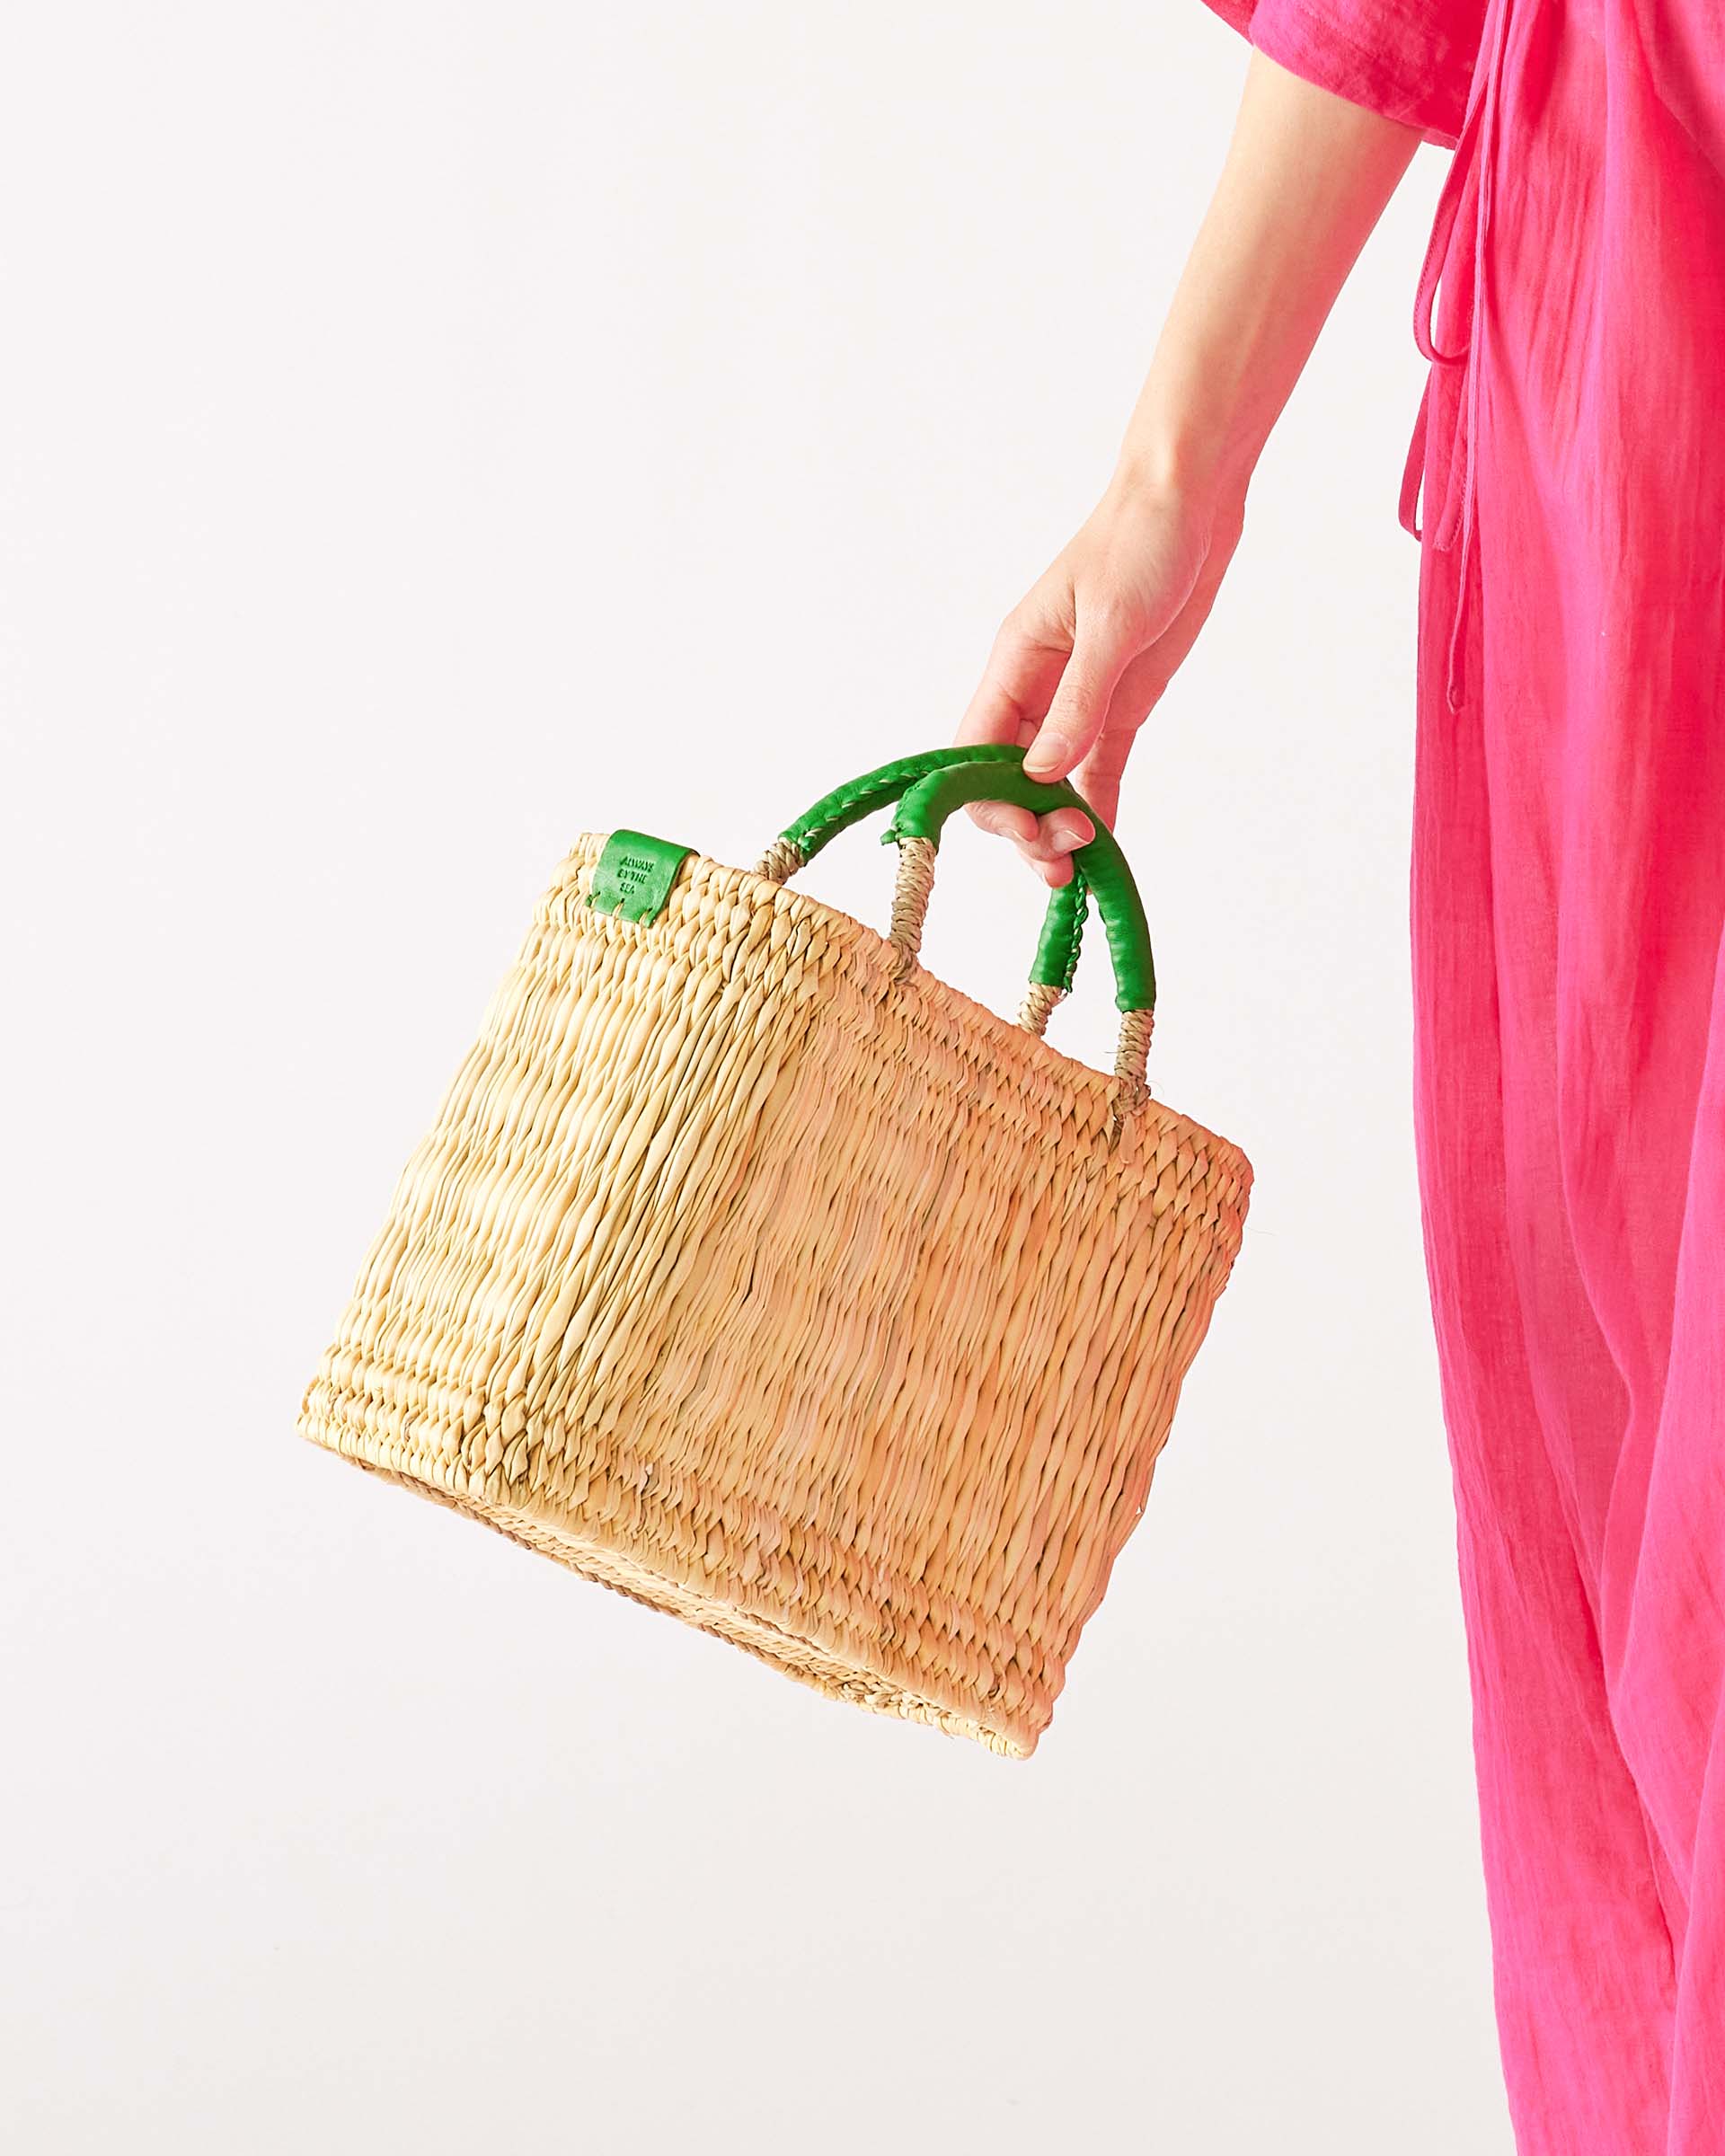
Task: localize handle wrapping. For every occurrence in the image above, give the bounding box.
[756,744,1157,1106]
[884,756,1154,1015]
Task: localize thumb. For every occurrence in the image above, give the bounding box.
[1021,623,1132,784]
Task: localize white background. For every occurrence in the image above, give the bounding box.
[1,5,1513,2150]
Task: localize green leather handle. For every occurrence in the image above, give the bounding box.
[1033,866,1089,998]
[887,755,1155,1014]
[774,745,1154,1015]
[777,745,1092,995]
[780,747,1020,860]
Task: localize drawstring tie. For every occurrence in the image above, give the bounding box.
[1398,0,1516,711]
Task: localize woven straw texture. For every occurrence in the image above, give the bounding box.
[300,835,1252,1755]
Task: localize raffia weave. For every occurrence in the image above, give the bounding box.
[299,835,1252,1755]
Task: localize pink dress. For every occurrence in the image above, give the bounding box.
[1203,4,1725,2146]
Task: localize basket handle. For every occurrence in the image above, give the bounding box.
[756,747,1120,1007]
[754,745,1156,1107]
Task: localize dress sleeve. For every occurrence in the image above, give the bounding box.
[1199,0,1486,147]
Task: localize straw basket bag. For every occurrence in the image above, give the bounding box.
[299,745,1251,1755]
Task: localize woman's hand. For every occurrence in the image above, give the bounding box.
[954,471,1243,884]
[952,51,1422,883]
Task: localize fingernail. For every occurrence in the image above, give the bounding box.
[1050,832,1082,853]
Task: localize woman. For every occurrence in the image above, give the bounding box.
[955,5,1725,2147]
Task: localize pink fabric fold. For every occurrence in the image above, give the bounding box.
[1200,4,1725,2146]
[1198,0,1487,145]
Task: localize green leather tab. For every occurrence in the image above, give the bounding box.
[587,829,693,923]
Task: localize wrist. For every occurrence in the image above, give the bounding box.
[1106,433,1252,534]
[1110,401,1258,519]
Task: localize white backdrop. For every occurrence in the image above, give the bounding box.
[1,6,1514,2150]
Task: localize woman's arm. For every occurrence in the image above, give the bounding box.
[958,49,1424,881]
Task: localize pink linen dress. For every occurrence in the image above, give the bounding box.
[1202,4,1725,2147]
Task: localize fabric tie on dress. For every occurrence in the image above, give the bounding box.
[1399,0,1517,711]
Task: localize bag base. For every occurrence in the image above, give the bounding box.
[301,1406,1033,1754]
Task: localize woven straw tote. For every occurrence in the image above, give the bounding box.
[299,745,1251,1755]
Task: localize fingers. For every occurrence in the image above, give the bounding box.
[1067,750,1126,838]
[1020,620,1134,784]
[954,616,1066,848]
[967,798,1092,884]
[953,605,1124,884]
[1020,497,1220,786]
[953,496,1234,884]
[1067,651,1165,832]
[1066,537,1242,830]
[1017,804,1096,888]
[954,622,1066,757]
[953,605,1132,885]
[967,798,1039,847]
